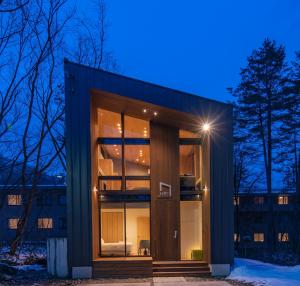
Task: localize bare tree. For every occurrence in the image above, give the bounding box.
[9,0,70,254]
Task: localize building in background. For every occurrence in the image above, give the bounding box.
[0,185,67,244]
[234,190,299,263]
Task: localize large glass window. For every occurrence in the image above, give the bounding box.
[180,144,201,191]
[180,201,202,260]
[124,116,149,138]
[98,109,122,138]
[100,202,150,257]
[125,145,150,176]
[126,203,150,256]
[101,203,125,256]
[98,109,150,192]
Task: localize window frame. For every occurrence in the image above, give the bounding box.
[99,201,151,257]
[98,112,150,193]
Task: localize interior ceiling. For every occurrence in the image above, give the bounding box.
[92,89,205,134]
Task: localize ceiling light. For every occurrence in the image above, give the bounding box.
[117,123,121,127]
[136,158,139,162]
[116,152,119,155]
[202,123,210,132]
[153,111,158,116]
[143,109,147,113]
[142,160,145,163]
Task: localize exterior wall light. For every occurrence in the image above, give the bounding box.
[202,123,210,132]
[153,111,158,116]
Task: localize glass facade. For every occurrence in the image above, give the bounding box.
[180,201,202,260]
[100,202,150,257]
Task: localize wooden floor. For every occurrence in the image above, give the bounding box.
[93,258,210,278]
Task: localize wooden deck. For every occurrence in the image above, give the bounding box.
[93,257,153,278]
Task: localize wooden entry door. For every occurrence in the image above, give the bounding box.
[150,123,180,261]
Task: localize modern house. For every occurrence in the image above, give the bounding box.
[64,61,233,278]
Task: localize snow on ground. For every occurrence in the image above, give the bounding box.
[227,258,300,286]
[0,245,46,265]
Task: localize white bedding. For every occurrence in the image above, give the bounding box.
[101,239,133,255]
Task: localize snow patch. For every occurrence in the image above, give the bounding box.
[227,258,300,286]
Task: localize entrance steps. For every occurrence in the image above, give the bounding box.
[152,261,211,277]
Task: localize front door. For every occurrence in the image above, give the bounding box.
[150,123,180,260]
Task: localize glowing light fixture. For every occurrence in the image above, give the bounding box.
[153,111,158,116]
[143,109,147,113]
[202,123,210,132]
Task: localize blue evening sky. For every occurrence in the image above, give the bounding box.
[76,0,300,103]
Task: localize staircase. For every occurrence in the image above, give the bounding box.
[152,261,211,277]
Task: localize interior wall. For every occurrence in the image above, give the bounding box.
[180,201,202,260]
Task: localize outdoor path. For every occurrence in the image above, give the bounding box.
[80,277,232,286]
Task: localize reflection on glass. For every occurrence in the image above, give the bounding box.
[126,203,150,256]
[180,145,201,191]
[125,145,150,176]
[98,109,122,138]
[101,203,125,256]
[180,201,202,260]
[98,145,122,176]
[126,180,150,192]
[124,116,149,138]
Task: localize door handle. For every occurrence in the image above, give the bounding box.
[174,230,178,239]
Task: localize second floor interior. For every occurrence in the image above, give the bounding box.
[97,108,203,196]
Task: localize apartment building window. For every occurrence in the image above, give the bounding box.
[278,195,288,205]
[234,233,240,242]
[8,218,20,229]
[254,196,264,204]
[7,195,22,205]
[38,218,53,229]
[254,233,264,242]
[233,197,239,206]
[278,233,289,242]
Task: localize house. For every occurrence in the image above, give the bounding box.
[234,190,300,260]
[0,185,67,244]
[64,61,234,278]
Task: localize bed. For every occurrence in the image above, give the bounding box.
[101,239,133,256]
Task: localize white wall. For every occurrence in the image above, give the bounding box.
[180,201,202,260]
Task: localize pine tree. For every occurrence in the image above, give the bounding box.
[233,39,289,252]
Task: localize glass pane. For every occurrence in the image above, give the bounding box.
[101,203,125,256]
[180,145,201,191]
[126,202,150,256]
[125,145,150,176]
[98,109,122,138]
[180,201,202,260]
[99,145,122,176]
[126,180,150,192]
[99,180,122,191]
[180,129,199,138]
[124,116,149,138]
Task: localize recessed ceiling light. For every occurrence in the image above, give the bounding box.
[117,123,121,127]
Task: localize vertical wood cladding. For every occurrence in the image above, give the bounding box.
[150,123,180,260]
